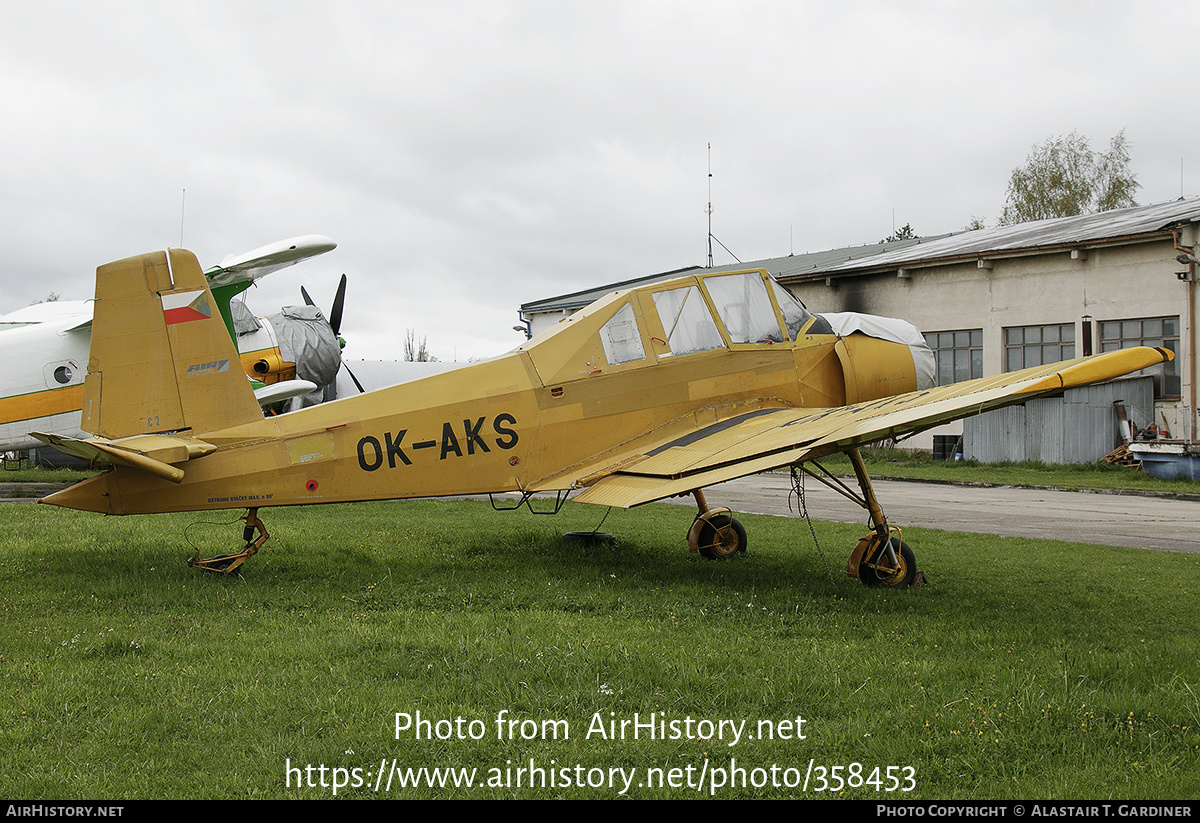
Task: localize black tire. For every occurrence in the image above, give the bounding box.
[697,515,747,560]
[859,537,916,587]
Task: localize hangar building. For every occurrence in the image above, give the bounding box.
[518,198,1200,461]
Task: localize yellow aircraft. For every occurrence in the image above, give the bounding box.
[37,248,1172,584]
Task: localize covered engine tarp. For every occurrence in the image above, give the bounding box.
[818,312,936,390]
[265,305,342,388]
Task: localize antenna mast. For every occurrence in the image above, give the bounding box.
[703,144,741,266]
[706,143,714,268]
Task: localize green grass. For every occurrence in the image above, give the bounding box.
[0,465,96,484]
[826,446,1200,496]
[1,497,1197,799]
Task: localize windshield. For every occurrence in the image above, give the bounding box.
[704,272,785,343]
[768,278,818,341]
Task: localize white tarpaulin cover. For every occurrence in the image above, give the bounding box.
[819,312,936,390]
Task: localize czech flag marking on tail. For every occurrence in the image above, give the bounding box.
[162,290,212,325]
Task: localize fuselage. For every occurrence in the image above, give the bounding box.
[0,303,91,452]
[44,269,928,514]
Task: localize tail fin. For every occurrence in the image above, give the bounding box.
[82,249,263,439]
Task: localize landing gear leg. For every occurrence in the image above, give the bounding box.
[188,507,270,574]
[686,489,747,559]
[843,448,918,587]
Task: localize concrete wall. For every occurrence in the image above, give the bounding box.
[519,229,1199,461]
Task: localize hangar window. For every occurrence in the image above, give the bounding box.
[924,329,982,385]
[1003,323,1074,372]
[599,302,646,365]
[1100,316,1180,398]
[652,286,724,356]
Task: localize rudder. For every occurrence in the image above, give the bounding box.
[83,249,263,439]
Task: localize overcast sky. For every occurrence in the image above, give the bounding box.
[2,0,1196,361]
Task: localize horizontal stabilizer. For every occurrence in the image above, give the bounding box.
[31,431,216,484]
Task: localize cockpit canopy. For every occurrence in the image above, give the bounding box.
[646,271,825,356]
[524,268,929,389]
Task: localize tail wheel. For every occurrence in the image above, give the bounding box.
[697,514,747,560]
[188,552,247,575]
[859,537,916,588]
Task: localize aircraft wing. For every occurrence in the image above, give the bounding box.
[204,235,337,288]
[0,301,93,331]
[567,346,1172,508]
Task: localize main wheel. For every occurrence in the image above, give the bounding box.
[859,537,916,587]
[697,515,747,560]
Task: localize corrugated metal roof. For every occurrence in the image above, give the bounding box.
[519,266,701,313]
[521,197,1200,313]
[797,197,1200,280]
[520,237,940,313]
[711,235,948,279]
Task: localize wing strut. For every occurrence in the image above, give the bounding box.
[789,448,888,535]
[794,460,868,510]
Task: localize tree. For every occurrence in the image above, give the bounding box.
[999,129,1140,226]
[403,328,438,362]
[879,223,917,243]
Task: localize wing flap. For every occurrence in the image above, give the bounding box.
[572,449,807,507]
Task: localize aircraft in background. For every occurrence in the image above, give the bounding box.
[0,300,94,453]
[0,235,345,454]
[37,248,1171,584]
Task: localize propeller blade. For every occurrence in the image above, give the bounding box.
[329,274,347,336]
[341,359,366,394]
[300,286,316,307]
